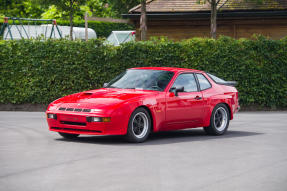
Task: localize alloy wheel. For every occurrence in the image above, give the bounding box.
[132,112,149,139]
[213,107,228,132]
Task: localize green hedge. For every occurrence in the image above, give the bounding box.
[0,36,286,109]
[0,20,134,38]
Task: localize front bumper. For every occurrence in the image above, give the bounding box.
[46,112,122,135]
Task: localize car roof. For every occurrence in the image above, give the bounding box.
[130,67,203,73]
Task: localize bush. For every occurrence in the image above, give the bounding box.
[0,19,134,38]
[0,36,286,108]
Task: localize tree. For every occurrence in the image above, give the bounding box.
[36,0,86,40]
[85,0,117,18]
[209,0,220,39]
[104,0,146,40]
[107,0,139,17]
[197,0,229,39]
[0,0,44,18]
[140,0,147,40]
[198,0,264,39]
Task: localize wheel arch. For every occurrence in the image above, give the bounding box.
[135,105,155,132]
[221,102,233,120]
[203,101,233,127]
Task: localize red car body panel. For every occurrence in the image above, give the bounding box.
[46,67,239,135]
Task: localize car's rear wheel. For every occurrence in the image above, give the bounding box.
[126,107,151,143]
[204,104,230,135]
[58,132,80,139]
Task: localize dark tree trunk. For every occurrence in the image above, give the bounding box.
[69,0,74,40]
[140,0,147,41]
[210,0,217,39]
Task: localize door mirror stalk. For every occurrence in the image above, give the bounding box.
[170,86,184,96]
[103,83,108,88]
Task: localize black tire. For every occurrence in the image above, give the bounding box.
[58,132,80,139]
[204,103,230,135]
[125,107,152,143]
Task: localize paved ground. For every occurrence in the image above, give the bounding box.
[0,112,286,191]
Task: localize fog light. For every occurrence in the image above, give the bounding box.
[47,113,57,119]
[86,117,111,122]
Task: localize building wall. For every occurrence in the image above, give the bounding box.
[133,18,287,40]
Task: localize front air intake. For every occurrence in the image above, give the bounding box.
[60,121,86,126]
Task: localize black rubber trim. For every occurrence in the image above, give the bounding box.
[60,121,86,126]
[216,81,237,87]
[51,127,102,133]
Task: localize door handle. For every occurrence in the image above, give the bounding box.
[194,96,202,100]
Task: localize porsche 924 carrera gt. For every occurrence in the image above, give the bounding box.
[46,67,239,143]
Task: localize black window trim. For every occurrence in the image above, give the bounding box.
[206,72,222,84]
[206,72,237,87]
[195,73,212,91]
[169,72,200,93]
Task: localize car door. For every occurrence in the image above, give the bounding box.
[164,73,204,130]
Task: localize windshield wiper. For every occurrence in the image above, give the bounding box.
[150,86,162,91]
[107,85,118,88]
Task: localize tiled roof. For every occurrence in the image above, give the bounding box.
[129,0,287,13]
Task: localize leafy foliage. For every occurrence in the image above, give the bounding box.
[0,0,43,18]
[35,0,87,19]
[0,0,138,19]
[85,0,118,18]
[107,0,139,17]
[0,36,286,108]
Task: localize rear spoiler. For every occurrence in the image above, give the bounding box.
[217,81,237,87]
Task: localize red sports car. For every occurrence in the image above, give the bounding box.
[46,67,239,143]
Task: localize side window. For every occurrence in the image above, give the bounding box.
[171,73,198,92]
[196,73,212,90]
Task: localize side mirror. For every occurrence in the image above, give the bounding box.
[103,83,108,88]
[170,86,184,96]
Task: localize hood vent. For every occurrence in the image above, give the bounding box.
[83,92,93,95]
[58,107,91,112]
[80,92,93,97]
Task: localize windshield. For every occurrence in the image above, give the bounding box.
[106,69,174,91]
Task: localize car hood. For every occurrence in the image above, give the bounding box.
[51,88,159,111]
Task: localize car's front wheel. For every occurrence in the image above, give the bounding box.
[126,107,152,143]
[58,132,80,139]
[204,104,230,135]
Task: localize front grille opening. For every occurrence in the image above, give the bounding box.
[59,107,66,111]
[60,121,86,126]
[66,108,74,111]
[74,108,82,112]
[51,127,101,133]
